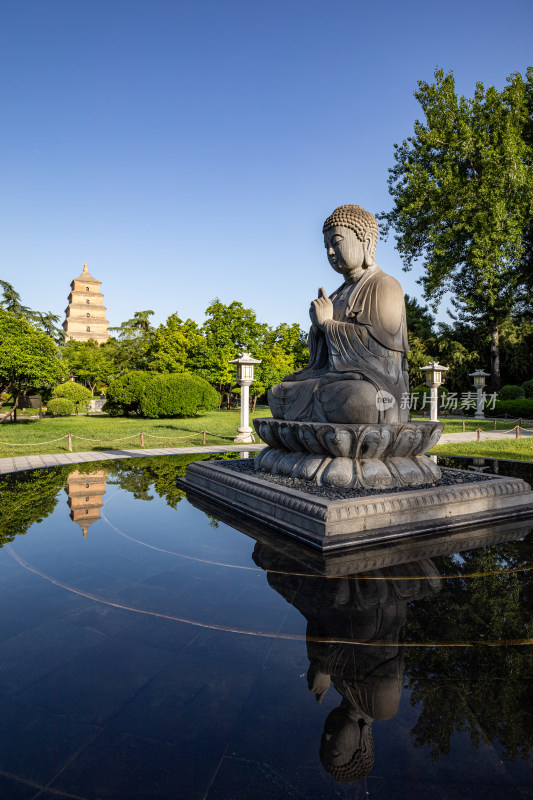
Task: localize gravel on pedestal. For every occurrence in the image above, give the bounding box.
[220,459,494,501]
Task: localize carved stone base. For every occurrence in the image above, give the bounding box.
[183,460,533,551]
[253,418,444,489]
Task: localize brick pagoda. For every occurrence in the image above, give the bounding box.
[65,469,108,538]
[63,262,109,343]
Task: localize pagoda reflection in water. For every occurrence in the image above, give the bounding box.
[65,469,108,538]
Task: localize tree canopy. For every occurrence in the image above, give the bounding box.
[0,310,67,420]
[380,68,533,389]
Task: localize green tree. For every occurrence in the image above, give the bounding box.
[250,323,309,410]
[199,299,268,408]
[0,467,69,545]
[0,311,67,422]
[0,280,61,343]
[108,310,155,373]
[404,295,435,341]
[0,280,36,320]
[380,68,533,391]
[34,310,63,343]
[150,313,207,374]
[62,339,115,395]
[405,536,533,762]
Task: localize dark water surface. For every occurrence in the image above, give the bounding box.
[0,453,532,799]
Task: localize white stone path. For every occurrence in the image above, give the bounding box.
[0,429,532,475]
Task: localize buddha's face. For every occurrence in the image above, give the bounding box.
[320,707,362,767]
[324,225,373,280]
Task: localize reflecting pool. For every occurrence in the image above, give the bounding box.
[0,453,532,799]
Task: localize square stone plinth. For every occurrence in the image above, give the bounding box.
[183,460,533,551]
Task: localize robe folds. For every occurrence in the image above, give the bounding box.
[268,265,410,424]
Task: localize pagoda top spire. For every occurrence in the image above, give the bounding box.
[83,262,89,273]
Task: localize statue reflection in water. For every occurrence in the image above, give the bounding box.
[253,543,442,783]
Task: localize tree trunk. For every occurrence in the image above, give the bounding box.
[0,393,19,424]
[490,320,501,392]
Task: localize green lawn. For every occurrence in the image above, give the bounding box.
[430,438,533,461]
[1,410,532,461]
[0,409,273,458]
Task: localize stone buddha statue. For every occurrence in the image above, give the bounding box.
[269,204,409,425]
[253,203,443,489]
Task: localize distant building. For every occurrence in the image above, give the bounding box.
[63,262,109,343]
[65,469,108,538]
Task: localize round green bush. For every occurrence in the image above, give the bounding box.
[47,398,75,416]
[52,382,92,411]
[140,373,220,418]
[497,384,525,401]
[104,371,151,416]
[104,371,220,418]
[521,379,533,399]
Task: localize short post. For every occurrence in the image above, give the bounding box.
[494,418,497,430]
[462,420,465,432]
[477,429,481,442]
[140,432,144,448]
[516,426,520,439]
[519,418,523,428]
[202,430,206,446]
[68,433,72,452]
[229,352,262,444]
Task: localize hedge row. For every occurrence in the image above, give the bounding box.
[492,399,533,419]
[104,371,220,418]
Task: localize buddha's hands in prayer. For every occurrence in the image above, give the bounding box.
[310,287,333,328]
[307,663,331,703]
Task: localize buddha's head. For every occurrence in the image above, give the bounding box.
[323,205,378,281]
[319,705,375,783]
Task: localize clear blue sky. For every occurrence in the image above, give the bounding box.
[1,0,531,334]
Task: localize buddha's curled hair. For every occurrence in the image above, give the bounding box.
[319,715,375,784]
[323,205,379,261]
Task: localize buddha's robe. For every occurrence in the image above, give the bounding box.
[268,265,409,424]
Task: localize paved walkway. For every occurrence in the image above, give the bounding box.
[436,428,533,444]
[0,444,265,476]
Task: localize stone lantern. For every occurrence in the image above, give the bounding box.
[420,362,449,422]
[229,352,262,444]
[470,369,490,419]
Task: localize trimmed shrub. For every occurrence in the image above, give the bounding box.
[104,371,151,416]
[47,398,75,416]
[497,384,525,401]
[140,373,220,418]
[493,399,533,419]
[52,382,92,411]
[104,371,220,418]
[521,379,533,399]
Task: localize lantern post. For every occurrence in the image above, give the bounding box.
[420,362,449,422]
[469,370,490,419]
[229,352,262,443]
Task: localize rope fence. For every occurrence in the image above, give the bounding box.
[0,428,258,452]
